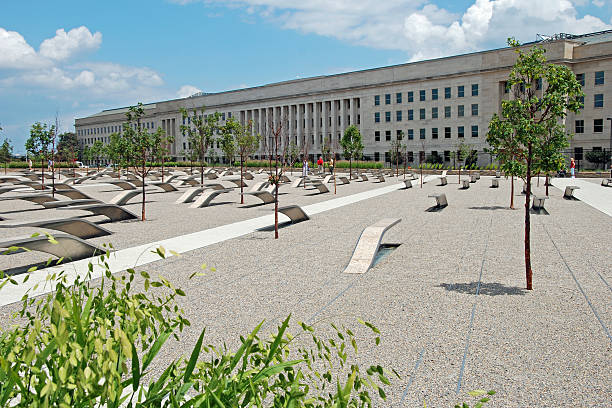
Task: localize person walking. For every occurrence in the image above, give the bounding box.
[570,157,576,178]
[329,156,335,175]
[302,159,309,178]
[27,157,32,171]
[317,156,323,173]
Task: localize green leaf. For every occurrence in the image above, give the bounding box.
[468,390,486,397]
[131,341,141,392]
[183,328,205,383]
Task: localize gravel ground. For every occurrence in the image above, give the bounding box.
[1,171,610,407]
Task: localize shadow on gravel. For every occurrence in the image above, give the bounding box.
[468,206,510,211]
[437,282,527,296]
[425,205,446,212]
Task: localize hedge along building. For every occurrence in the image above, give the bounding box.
[75,30,612,168]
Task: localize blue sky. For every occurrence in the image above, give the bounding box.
[2,0,611,153]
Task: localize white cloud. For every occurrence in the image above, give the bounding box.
[592,0,604,6]
[181,0,611,60]
[39,26,102,60]
[0,28,49,69]
[177,85,202,98]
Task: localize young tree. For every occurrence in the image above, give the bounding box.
[180,108,220,185]
[222,118,260,203]
[152,131,175,182]
[25,122,54,189]
[0,138,13,174]
[90,140,105,171]
[585,150,607,170]
[287,140,300,175]
[389,138,405,177]
[487,39,583,290]
[57,132,79,176]
[219,123,237,166]
[455,141,470,184]
[340,125,364,180]
[123,103,166,221]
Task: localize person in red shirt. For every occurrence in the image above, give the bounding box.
[317,156,323,173]
[570,157,575,178]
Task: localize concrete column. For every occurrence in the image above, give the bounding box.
[289,105,296,146]
[297,104,304,149]
[305,103,312,153]
[314,102,321,152]
[322,101,329,146]
[331,100,338,139]
[340,99,347,134]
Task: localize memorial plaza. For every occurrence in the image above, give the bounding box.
[0,167,610,406]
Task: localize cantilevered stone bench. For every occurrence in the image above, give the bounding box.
[438,176,448,186]
[249,181,269,192]
[337,176,350,185]
[0,194,59,205]
[55,189,93,200]
[279,175,291,183]
[42,199,101,209]
[428,193,448,208]
[108,180,138,190]
[359,174,368,182]
[495,171,501,178]
[176,187,205,204]
[20,181,50,190]
[323,175,334,183]
[291,177,306,188]
[204,183,227,191]
[310,180,329,193]
[374,175,385,182]
[148,181,178,192]
[73,176,94,184]
[58,203,138,222]
[278,205,310,224]
[179,178,200,187]
[344,218,401,274]
[110,190,140,205]
[491,179,499,188]
[470,175,478,183]
[402,179,413,189]
[564,185,580,199]
[205,172,219,179]
[189,188,232,208]
[461,179,470,189]
[225,178,247,188]
[243,190,276,204]
[242,173,254,180]
[0,186,22,194]
[602,178,612,187]
[0,232,106,261]
[0,217,111,239]
[474,173,481,180]
[532,195,548,210]
[522,183,532,195]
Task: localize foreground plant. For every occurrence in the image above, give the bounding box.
[0,244,395,407]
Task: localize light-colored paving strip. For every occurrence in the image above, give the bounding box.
[0,177,435,307]
[550,178,612,217]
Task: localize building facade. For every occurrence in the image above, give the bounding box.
[75,30,612,168]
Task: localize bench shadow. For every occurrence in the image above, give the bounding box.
[205,201,234,207]
[256,221,294,232]
[425,205,446,212]
[562,196,579,201]
[305,191,328,196]
[3,260,64,276]
[240,202,270,208]
[468,206,509,211]
[530,208,549,215]
[437,282,526,296]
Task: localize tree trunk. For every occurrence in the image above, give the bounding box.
[200,161,204,185]
[458,167,461,184]
[420,163,423,188]
[141,156,146,221]
[349,158,352,180]
[240,155,244,204]
[524,148,533,290]
[41,158,45,189]
[161,156,165,183]
[545,174,549,196]
[510,176,514,209]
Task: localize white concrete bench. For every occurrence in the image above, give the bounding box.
[110,190,140,205]
[189,188,232,208]
[428,193,448,208]
[474,173,481,180]
[148,182,178,192]
[205,172,219,179]
[108,180,138,190]
[279,175,291,183]
[242,172,254,180]
[522,183,532,195]
[55,189,93,200]
[602,178,612,187]
[470,175,478,183]
[461,179,470,189]
[438,176,448,186]
[491,179,499,188]
[344,218,401,274]
[249,181,269,192]
[176,187,205,204]
[563,185,580,199]
[59,203,138,222]
[1,194,59,205]
[375,175,385,182]
[337,176,350,185]
[243,190,276,204]
[0,217,111,239]
[204,183,227,191]
[495,171,501,178]
[41,199,101,209]
[402,179,413,189]
[323,175,334,184]
[359,174,368,182]
[20,181,50,190]
[224,178,247,188]
[310,180,329,193]
[0,186,22,194]
[278,205,310,224]
[0,233,107,262]
[532,196,548,210]
[291,177,306,188]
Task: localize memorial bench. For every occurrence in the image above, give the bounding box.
[532,195,548,210]
[278,205,310,224]
[344,218,401,274]
[0,218,111,239]
[428,193,448,208]
[563,185,580,199]
[0,233,106,262]
[461,179,470,189]
[189,188,232,208]
[491,179,499,188]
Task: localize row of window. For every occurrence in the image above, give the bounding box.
[576,119,607,133]
[182,112,232,125]
[77,122,157,137]
[576,71,605,87]
[374,126,479,141]
[374,104,479,123]
[374,84,478,106]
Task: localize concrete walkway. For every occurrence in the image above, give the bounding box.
[551,177,612,217]
[0,178,436,306]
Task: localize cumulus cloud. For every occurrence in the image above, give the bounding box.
[177,85,202,98]
[39,26,102,60]
[180,0,611,61]
[0,28,49,69]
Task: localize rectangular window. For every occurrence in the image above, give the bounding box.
[419,108,426,120]
[407,129,414,140]
[504,81,510,93]
[432,107,438,119]
[419,128,426,139]
[472,84,478,96]
[444,106,451,118]
[471,125,478,137]
[445,127,451,138]
[385,130,391,141]
[444,87,451,99]
[407,151,414,162]
[575,120,584,133]
[374,112,380,123]
[432,127,438,139]
[432,88,438,100]
[221,113,226,120]
[594,119,603,132]
[595,71,604,85]
[396,130,403,140]
[385,111,391,122]
[385,94,391,104]
[536,78,542,90]
[408,109,414,120]
[471,103,479,116]
[458,126,465,138]
[444,150,450,162]
[385,152,390,163]
[458,85,465,97]
[458,105,464,117]
[374,95,380,106]
[396,92,402,103]
[419,90,426,101]
[574,147,583,161]
[407,91,414,102]
[374,152,380,161]
[375,131,380,141]
[396,110,403,121]
[576,73,585,87]
[594,94,603,108]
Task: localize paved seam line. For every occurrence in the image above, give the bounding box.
[597,273,612,295]
[399,347,425,406]
[306,277,362,324]
[456,216,493,395]
[542,223,612,344]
